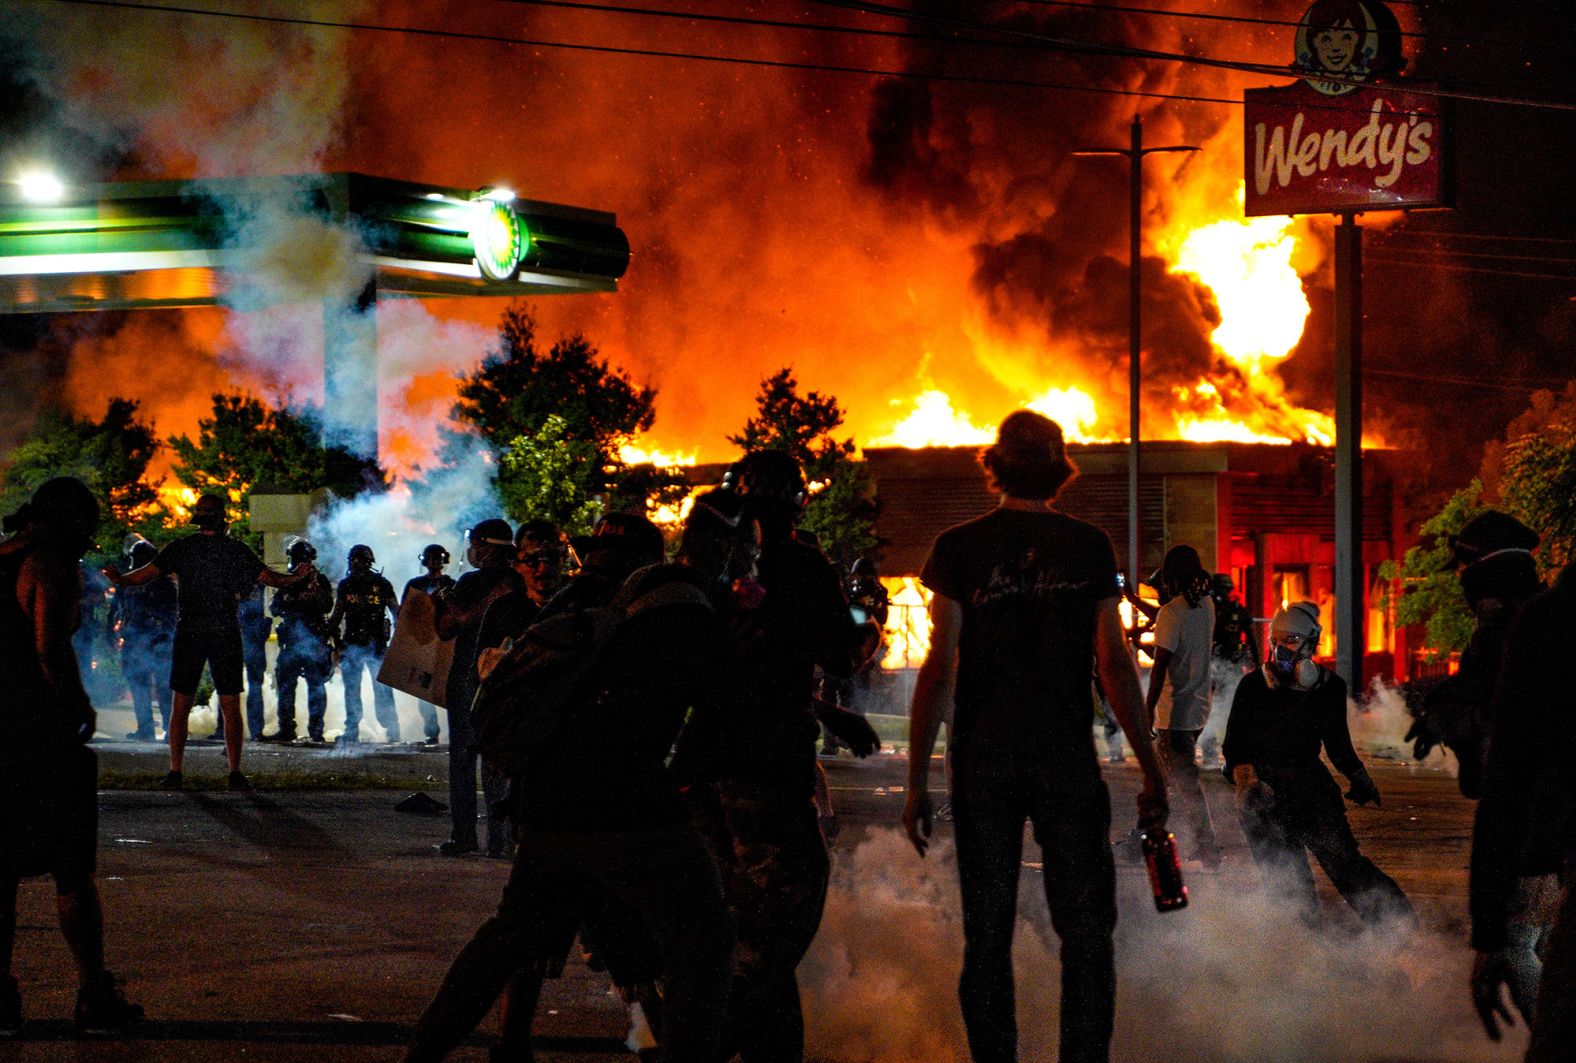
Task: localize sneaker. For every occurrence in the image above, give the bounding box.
[124,730,155,742]
[227,772,252,792]
[0,976,22,1038]
[260,731,295,744]
[422,735,441,747]
[437,840,478,857]
[157,771,184,791]
[73,971,142,1036]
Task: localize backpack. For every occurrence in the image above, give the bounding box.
[468,564,715,777]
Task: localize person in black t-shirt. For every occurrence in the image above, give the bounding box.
[268,539,335,744]
[432,519,524,857]
[328,544,401,744]
[105,539,176,741]
[401,544,455,746]
[104,494,299,791]
[904,411,1167,1063]
[1222,602,1409,927]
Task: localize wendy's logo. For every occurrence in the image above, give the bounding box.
[1293,0,1405,97]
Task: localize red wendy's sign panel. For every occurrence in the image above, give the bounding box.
[1243,82,1449,216]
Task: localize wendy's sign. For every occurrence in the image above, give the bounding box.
[1243,0,1448,216]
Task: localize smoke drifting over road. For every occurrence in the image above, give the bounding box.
[808,827,1517,1063]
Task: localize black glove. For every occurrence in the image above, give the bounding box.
[1404,714,1440,760]
[1345,768,1382,808]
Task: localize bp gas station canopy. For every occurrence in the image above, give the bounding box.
[0,172,631,457]
[0,171,630,311]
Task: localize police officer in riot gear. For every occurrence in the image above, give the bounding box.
[328,545,400,744]
[105,539,176,741]
[401,544,454,746]
[269,538,335,744]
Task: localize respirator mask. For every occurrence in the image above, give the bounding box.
[1263,601,1322,691]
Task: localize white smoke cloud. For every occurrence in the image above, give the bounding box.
[806,828,1522,1063]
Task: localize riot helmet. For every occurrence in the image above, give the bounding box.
[419,543,450,568]
[129,540,157,569]
[286,537,318,569]
[347,544,376,572]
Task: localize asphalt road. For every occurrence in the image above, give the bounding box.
[0,748,1524,1063]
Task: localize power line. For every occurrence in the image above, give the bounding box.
[17,0,1262,111]
[1362,245,1576,266]
[504,0,1558,57]
[1366,368,1559,393]
[38,0,1571,118]
[1372,229,1576,246]
[1364,256,1576,283]
[998,0,1558,53]
[804,0,1576,112]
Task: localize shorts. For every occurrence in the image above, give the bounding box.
[170,623,245,696]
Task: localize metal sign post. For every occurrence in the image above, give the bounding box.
[1333,213,1364,691]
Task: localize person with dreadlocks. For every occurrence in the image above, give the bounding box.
[1,478,142,1036]
[1141,544,1222,866]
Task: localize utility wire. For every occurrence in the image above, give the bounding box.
[1361,246,1576,266]
[804,0,1576,111]
[1372,229,1576,246]
[983,0,1558,52]
[504,0,1559,55]
[1366,368,1561,393]
[1364,257,1576,283]
[38,0,1571,117]
[14,0,1280,112]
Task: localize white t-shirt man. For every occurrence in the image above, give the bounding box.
[1152,595,1215,731]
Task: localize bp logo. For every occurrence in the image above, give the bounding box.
[473,201,526,281]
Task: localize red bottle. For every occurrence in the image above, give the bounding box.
[1141,828,1189,912]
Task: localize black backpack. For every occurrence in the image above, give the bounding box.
[468,564,714,776]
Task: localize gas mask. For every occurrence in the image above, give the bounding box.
[1263,602,1322,691]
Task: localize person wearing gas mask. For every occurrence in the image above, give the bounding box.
[677,449,880,1063]
[0,478,143,1036]
[432,519,523,857]
[105,538,176,742]
[1221,601,1411,926]
[104,494,300,791]
[268,539,335,744]
[402,544,456,746]
[328,544,401,745]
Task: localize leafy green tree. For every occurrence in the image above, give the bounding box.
[168,393,386,550]
[0,398,169,560]
[1381,385,1576,658]
[496,415,603,536]
[729,367,878,565]
[454,303,683,527]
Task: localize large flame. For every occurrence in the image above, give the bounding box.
[879,576,934,672]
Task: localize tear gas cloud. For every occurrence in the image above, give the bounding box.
[805,828,1518,1063]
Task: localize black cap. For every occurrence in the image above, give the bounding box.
[570,513,665,565]
[467,519,515,548]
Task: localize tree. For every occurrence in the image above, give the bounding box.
[168,393,386,549]
[0,398,169,559]
[453,303,683,528]
[1380,385,1576,658]
[729,368,878,565]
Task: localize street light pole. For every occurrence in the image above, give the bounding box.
[1073,115,1200,587]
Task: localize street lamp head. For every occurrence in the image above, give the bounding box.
[15,168,66,203]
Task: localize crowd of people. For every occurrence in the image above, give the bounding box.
[0,408,1571,1062]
